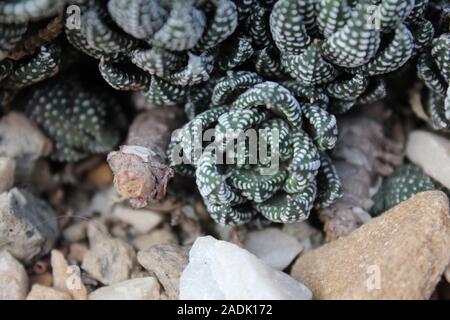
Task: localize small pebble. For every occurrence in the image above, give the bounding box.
[179,236,312,300]
[51,249,88,300]
[243,228,303,270]
[137,244,188,300]
[0,250,29,300]
[406,131,450,189]
[0,188,59,263]
[132,228,178,251]
[82,221,136,285]
[112,205,162,234]
[26,284,72,300]
[0,157,15,193]
[88,277,160,300]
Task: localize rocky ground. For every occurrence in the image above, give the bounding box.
[1,104,450,300]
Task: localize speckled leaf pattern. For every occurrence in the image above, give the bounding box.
[151,2,206,51]
[3,43,60,90]
[25,77,126,162]
[245,4,272,49]
[232,82,302,127]
[357,78,386,104]
[363,23,413,76]
[371,164,436,215]
[212,71,263,106]
[417,51,448,96]
[431,33,450,83]
[409,18,434,56]
[143,76,187,106]
[217,36,254,70]
[228,165,288,203]
[130,47,186,79]
[326,71,369,101]
[0,22,28,60]
[194,0,238,51]
[0,0,65,23]
[317,0,351,37]
[253,47,286,79]
[255,182,317,223]
[270,0,311,55]
[99,59,150,91]
[378,0,415,31]
[321,5,380,68]
[314,152,342,208]
[107,0,168,39]
[81,9,138,55]
[282,42,337,86]
[304,104,338,151]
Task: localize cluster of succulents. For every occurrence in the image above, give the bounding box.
[0,0,448,224]
[169,74,341,224]
[415,1,450,130]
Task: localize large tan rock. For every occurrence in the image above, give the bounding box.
[291,191,450,300]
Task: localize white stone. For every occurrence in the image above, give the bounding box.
[243,228,303,270]
[88,277,160,300]
[0,250,29,300]
[179,236,312,300]
[0,157,15,193]
[112,205,162,234]
[406,130,450,189]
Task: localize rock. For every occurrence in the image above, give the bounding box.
[291,191,450,300]
[30,272,53,287]
[179,236,312,300]
[132,229,178,251]
[243,228,302,270]
[82,187,117,216]
[406,131,450,189]
[282,222,323,252]
[0,157,15,192]
[0,188,59,263]
[26,284,72,300]
[137,244,188,299]
[51,250,88,300]
[87,163,113,189]
[63,221,88,242]
[88,277,160,300]
[68,243,88,263]
[112,205,162,234]
[0,112,52,181]
[0,250,29,299]
[82,221,136,285]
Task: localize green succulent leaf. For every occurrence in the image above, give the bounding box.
[3,43,60,90]
[282,42,337,86]
[321,5,380,68]
[270,0,311,55]
[362,23,413,76]
[316,0,351,37]
[326,71,369,101]
[107,0,168,39]
[99,58,150,91]
[304,104,338,151]
[314,152,342,208]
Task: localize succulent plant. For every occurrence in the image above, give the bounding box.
[168,74,342,224]
[370,164,440,215]
[23,76,127,162]
[0,0,447,226]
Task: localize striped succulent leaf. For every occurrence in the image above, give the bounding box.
[270,0,311,55]
[321,5,381,68]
